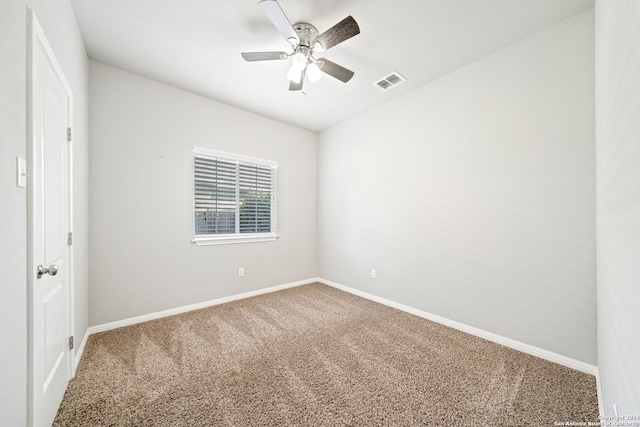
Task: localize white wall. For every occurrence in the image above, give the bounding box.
[89,61,317,326]
[0,1,29,424]
[595,0,640,416]
[0,0,89,425]
[318,11,596,364]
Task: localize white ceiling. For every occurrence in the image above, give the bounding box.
[70,0,594,133]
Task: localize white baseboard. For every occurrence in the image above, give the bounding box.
[596,367,604,417]
[72,330,89,375]
[85,278,318,337]
[318,278,598,376]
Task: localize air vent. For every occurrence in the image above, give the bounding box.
[374,71,406,91]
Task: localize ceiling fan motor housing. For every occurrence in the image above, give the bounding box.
[292,23,319,52]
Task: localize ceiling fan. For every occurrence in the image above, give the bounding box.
[241,0,360,91]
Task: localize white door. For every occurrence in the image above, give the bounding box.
[28,11,73,427]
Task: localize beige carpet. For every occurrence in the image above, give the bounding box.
[55,283,599,426]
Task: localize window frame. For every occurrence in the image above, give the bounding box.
[192,146,278,246]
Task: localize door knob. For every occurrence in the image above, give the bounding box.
[37,264,58,279]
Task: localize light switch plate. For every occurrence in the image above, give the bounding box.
[16,157,27,188]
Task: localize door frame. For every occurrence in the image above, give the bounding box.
[26,8,75,426]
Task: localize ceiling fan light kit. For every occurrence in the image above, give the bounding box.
[241,0,360,92]
[306,61,323,82]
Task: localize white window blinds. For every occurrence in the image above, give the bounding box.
[193,147,277,244]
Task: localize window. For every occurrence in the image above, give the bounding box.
[193,147,278,245]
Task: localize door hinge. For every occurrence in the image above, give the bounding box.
[68,232,73,246]
[67,127,72,142]
[68,336,74,350]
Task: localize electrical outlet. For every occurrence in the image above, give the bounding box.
[238,267,244,277]
[371,269,377,279]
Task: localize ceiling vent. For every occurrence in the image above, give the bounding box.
[373,71,406,91]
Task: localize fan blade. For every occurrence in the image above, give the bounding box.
[317,58,354,83]
[258,0,299,45]
[289,68,306,91]
[315,16,360,51]
[241,51,288,62]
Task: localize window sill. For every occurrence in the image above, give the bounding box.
[192,233,279,246]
